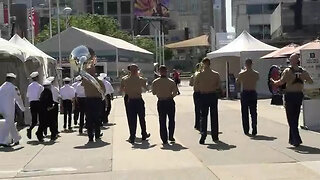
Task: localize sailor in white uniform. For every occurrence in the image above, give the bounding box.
[0,73,25,147]
[59,77,75,130]
[26,72,44,139]
[98,73,114,124]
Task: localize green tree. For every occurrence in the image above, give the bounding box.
[164,48,173,61]
[35,14,155,54]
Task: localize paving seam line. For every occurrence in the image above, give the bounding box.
[14,144,46,178]
[12,169,112,179]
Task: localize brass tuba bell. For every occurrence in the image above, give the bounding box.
[70,45,105,100]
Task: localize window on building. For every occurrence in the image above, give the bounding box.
[94,2,104,15]
[249,25,271,39]
[247,4,278,15]
[121,1,131,14]
[121,16,131,29]
[107,2,117,15]
[263,4,278,14]
[247,4,262,14]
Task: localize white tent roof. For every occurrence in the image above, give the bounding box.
[9,34,56,61]
[76,28,153,55]
[37,27,153,59]
[0,37,25,61]
[22,37,56,61]
[207,31,278,59]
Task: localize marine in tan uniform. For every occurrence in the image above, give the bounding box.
[152,65,179,144]
[236,59,259,136]
[271,53,313,147]
[81,47,106,143]
[121,64,151,144]
[189,63,202,131]
[120,65,131,121]
[194,58,221,144]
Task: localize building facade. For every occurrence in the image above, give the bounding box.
[232,0,296,42]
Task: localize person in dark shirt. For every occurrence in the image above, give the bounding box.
[36,80,57,142]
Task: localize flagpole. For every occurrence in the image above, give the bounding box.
[29,0,34,44]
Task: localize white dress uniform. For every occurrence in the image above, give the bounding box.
[0,82,25,145]
[103,79,114,95]
[59,84,75,129]
[26,81,44,133]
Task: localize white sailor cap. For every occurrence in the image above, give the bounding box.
[46,76,54,82]
[6,73,16,78]
[75,75,82,81]
[97,76,103,81]
[30,71,39,78]
[99,73,107,78]
[43,79,52,86]
[63,77,71,82]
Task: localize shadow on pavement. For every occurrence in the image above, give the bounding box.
[100,126,110,130]
[27,140,57,146]
[74,139,110,149]
[61,129,77,133]
[132,140,157,150]
[250,135,277,141]
[288,145,320,154]
[0,146,24,152]
[104,123,116,127]
[207,141,236,151]
[161,143,188,151]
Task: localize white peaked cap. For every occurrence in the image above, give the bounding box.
[6,73,16,78]
[63,77,71,82]
[30,71,39,78]
[99,73,107,78]
[43,79,51,86]
[97,76,103,81]
[75,75,82,81]
[47,76,54,82]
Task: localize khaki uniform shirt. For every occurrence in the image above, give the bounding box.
[121,75,147,99]
[195,67,221,93]
[189,72,200,92]
[237,69,259,91]
[280,67,313,92]
[82,78,106,98]
[152,77,178,99]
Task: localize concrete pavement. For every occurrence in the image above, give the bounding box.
[1,82,320,179]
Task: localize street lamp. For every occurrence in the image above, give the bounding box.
[63,6,72,29]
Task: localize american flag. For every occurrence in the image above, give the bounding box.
[28,7,35,27]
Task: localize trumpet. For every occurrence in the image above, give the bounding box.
[69,45,105,100]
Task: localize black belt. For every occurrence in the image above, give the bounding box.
[158,97,173,101]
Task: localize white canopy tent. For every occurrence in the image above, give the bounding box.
[10,34,58,78]
[207,31,279,97]
[37,27,153,77]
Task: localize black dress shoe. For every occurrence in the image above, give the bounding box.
[0,143,11,147]
[252,129,257,136]
[212,138,220,142]
[199,136,206,145]
[13,141,20,146]
[36,132,44,142]
[88,138,94,143]
[129,138,135,144]
[27,129,31,139]
[169,137,175,142]
[96,133,103,140]
[142,133,151,141]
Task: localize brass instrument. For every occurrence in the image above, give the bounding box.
[69,45,105,100]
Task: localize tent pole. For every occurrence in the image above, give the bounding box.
[155,29,158,65]
[158,30,161,65]
[116,48,119,77]
[226,61,229,99]
[162,31,165,65]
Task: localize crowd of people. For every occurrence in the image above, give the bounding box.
[0,49,313,148]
